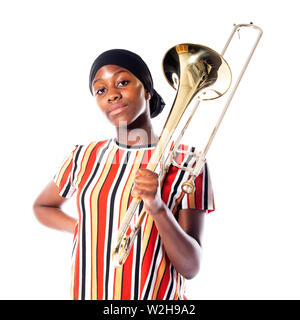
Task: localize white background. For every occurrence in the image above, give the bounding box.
[0,0,299,300]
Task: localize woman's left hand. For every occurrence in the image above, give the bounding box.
[131,168,165,216]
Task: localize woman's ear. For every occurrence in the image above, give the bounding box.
[145,90,151,100]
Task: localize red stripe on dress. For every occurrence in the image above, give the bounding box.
[161,164,177,204]
[97,147,123,299]
[194,169,204,210]
[156,259,170,299]
[119,150,144,299]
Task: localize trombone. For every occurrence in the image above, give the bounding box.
[112,23,263,268]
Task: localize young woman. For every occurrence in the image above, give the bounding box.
[33,49,215,300]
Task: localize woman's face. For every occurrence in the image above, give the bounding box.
[92,64,150,127]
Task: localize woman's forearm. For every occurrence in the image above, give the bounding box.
[33,204,77,233]
[150,203,201,279]
[132,168,202,278]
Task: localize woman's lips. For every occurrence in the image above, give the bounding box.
[109,104,128,116]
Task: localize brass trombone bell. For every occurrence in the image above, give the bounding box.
[163,43,232,101]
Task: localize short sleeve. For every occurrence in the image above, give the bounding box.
[179,162,215,214]
[52,145,79,198]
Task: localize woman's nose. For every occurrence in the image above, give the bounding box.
[108,91,121,102]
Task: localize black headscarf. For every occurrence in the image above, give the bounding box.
[89,49,165,118]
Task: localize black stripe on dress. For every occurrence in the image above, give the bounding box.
[203,163,208,210]
[143,237,161,300]
[165,265,175,300]
[62,145,82,198]
[62,181,71,198]
[72,145,82,183]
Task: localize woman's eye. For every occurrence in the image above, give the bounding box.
[95,88,106,95]
[118,80,129,87]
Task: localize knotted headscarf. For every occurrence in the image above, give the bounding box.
[89,49,165,118]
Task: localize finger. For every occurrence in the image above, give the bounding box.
[132,189,156,201]
[131,188,141,198]
[134,175,158,184]
[131,185,143,198]
[133,181,158,191]
[136,168,157,177]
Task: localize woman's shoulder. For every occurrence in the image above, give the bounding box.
[66,138,113,159]
[74,138,113,150]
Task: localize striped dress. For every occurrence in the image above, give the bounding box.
[53,138,215,300]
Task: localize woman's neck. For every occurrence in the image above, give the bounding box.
[115,115,159,147]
